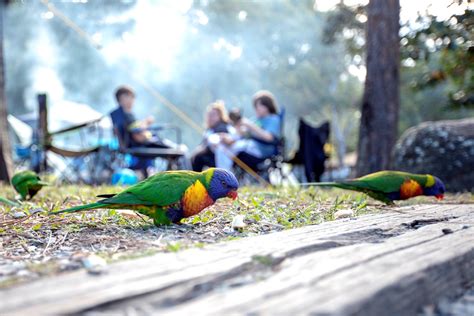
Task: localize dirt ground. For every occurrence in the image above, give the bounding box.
[0,184,472,288]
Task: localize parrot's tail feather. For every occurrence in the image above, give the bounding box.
[300,182,338,186]
[50,202,108,215]
[0,197,20,207]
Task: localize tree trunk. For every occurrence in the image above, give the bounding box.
[0,2,13,182]
[356,0,400,176]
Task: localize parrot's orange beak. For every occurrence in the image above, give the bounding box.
[435,194,444,200]
[227,190,238,200]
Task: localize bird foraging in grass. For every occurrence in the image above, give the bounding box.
[51,168,239,226]
[11,170,50,200]
[304,170,445,205]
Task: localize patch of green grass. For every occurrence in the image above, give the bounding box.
[165,241,185,252]
[0,182,472,289]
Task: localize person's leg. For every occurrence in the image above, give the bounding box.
[236,151,265,172]
[191,147,215,171]
[144,138,192,170]
[191,153,205,172]
[144,140,171,149]
[127,155,153,179]
[214,144,234,171]
[148,137,190,154]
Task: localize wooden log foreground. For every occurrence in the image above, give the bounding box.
[1,204,474,315]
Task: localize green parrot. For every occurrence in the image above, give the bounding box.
[11,170,50,200]
[51,168,239,226]
[305,170,445,205]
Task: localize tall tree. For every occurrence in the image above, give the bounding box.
[0,1,13,182]
[356,0,400,175]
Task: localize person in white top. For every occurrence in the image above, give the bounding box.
[191,101,238,171]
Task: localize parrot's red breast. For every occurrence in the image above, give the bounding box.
[399,179,424,200]
[181,180,215,217]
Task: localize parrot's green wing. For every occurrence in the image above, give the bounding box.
[344,171,415,193]
[99,171,202,207]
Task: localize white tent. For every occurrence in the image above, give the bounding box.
[7,114,33,146]
[48,100,112,133]
[14,101,113,150]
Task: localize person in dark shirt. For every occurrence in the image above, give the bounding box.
[110,85,171,149]
[191,101,236,171]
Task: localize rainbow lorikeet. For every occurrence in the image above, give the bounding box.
[51,168,239,226]
[11,170,50,200]
[306,171,445,205]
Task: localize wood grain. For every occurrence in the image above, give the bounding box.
[1,204,473,315]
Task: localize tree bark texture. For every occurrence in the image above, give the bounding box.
[0,3,13,182]
[356,0,400,176]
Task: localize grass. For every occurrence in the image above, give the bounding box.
[0,183,472,288]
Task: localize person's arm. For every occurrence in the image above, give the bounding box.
[241,118,275,142]
[126,113,150,143]
[131,131,149,143]
[219,133,236,145]
[143,116,154,127]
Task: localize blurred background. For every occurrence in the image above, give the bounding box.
[2,0,473,184]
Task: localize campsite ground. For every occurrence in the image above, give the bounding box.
[1,184,472,289]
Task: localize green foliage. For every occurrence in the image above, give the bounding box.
[322,2,366,62]
[322,1,474,137]
[402,10,474,107]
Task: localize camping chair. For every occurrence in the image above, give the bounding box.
[31,116,109,184]
[256,108,287,184]
[235,108,287,185]
[287,119,330,182]
[28,93,139,184]
[45,118,109,184]
[110,114,185,177]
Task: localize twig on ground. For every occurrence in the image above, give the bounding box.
[58,232,69,246]
[0,214,34,227]
[20,242,30,254]
[135,213,150,224]
[42,230,54,255]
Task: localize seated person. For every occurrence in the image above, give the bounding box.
[221,90,281,171]
[110,85,174,149]
[191,101,236,171]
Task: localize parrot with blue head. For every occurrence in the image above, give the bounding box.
[51,168,239,226]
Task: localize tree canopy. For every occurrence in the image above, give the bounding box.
[3,0,471,155]
[323,1,473,132]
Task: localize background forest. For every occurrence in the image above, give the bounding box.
[4,0,473,159]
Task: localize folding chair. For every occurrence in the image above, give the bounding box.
[256,108,288,184]
[234,108,287,185]
[110,114,186,177]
